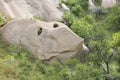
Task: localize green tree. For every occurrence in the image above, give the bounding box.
[63,12,75,27]
[71,15,94,41]
[107,5,120,29]
[112,32,120,47]
[63,0,88,17]
[66,58,79,78]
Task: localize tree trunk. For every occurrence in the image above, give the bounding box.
[105,61,109,74]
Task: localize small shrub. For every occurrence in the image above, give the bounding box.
[0,13,10,27]
[107,5,120,29]
[63,12,75,27]
[71,15,94,40]
[63,0,88,17]
[112,32,120,47]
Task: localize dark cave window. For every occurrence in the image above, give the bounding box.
[53,23,59,28]
[38,28,42,35]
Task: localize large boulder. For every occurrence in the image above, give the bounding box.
[101,0,117,8]
[0,19,88,62]
[0,0,63,21]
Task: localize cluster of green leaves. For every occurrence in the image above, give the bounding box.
[0,13,10,27]
[63,12,75,27]
[71,15,94,40]
[63,0,88,17]
[112,32,120,47]
[107,5,120,29]
[63,0,88,10]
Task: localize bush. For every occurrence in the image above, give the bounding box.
[63,0,88,17]
[73,63,104,80]
[63,12,75,27]
[112,32,120,47]
[71,15,94,40]
[0,13,10,27]
[107,5,120,29]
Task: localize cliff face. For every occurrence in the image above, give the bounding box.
[0,0,63,21]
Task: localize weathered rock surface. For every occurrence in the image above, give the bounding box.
[0,19,88,62]
[22,0,63,21]
[0,0,15,18]
[0,0,63,21]
[60,3,70,11]
[0,0,33,19]
[88,0,96,10]
[101,0,117,8]
[52,0,61,7]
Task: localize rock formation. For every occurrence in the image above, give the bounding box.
[0,0,15,18]
[88,0,96,10]
[0,0,63,21]
[101,0,117,8]
[0,19,88,62]
[52,0,61,7]
[22,0,63,21]
[60,3,70,11]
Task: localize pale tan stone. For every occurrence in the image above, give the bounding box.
[1,19,88,62]
[101,0,117,8]
[88,0,96,10]
[0,0,63,21]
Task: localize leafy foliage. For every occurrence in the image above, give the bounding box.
[63,0,88,10]
[0,13,10,27]
[112,32,120,47]
[107,5,120,29]
[63,12,75,27]
[63,0,88,17]
[0,38,104,80]
[62,1,120,79]
[71,15,94,40]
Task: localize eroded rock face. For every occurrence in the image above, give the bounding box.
[1,19,88,62]
[0,0,33,19]
[88,0,96,10]
[22,0,63,21]
[0,0,63,21]
[51,0,61,7]
[0,0,15,18]
[60,3,70,11]
[101,0,117,8]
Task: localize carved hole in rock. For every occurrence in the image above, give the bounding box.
[53,23,59,28]
[38,28,42,35]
